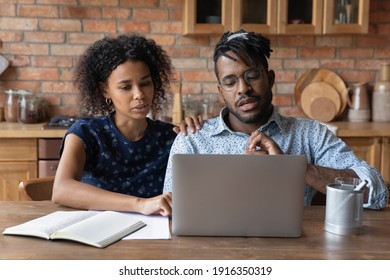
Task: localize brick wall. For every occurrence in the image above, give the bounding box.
[0,0,389,118]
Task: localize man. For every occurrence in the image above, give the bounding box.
[164,30,388,209]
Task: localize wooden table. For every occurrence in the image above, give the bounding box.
[0,201,389,260]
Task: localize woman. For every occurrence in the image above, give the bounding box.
[52,34,201,216]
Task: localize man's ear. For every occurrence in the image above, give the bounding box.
[267,70,275,88]
[217,83,222,95]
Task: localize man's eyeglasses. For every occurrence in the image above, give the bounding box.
[219,67,263,92]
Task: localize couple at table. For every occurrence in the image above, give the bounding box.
[51,30,388,217]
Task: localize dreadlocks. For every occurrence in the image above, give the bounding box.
[213,30,273,80]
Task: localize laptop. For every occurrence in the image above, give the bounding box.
[172,154,307,237]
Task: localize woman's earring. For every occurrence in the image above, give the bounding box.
[105,98,112,106]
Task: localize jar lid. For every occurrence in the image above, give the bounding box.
[5,89,33,95]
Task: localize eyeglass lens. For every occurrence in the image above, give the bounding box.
[220,68,261,92]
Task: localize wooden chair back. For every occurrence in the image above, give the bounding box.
[18,176,55,201]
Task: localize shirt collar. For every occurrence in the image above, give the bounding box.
[261,108,284,133]
[210,107,233,136]
[210,106,284,136]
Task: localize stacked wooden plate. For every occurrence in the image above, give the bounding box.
[295,68,348,123]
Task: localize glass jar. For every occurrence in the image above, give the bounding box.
[153,93,173,123]
[201,93,221,119]
[37,97,47,122]
[4,90,19,122]
[372,62,390,122]
[18,92,40,124]
[0,91,5,122]
[182,94,200,118]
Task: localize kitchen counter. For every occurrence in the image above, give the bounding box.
[0,121,390,138]
[331,121,390,137]
[0,122,67,138]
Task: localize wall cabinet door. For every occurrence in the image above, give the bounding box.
[277,0,324,34]
[323,0,370,34]
[231,0,278,34]
[0,162,37,201]
[184,0,370,35]
[278,0,369,34]
[183,0,233,35]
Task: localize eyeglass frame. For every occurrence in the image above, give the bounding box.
[218,66,264,92]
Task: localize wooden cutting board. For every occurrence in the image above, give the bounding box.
[310,97,338,123]
[295,68,347,116]
[300,82,341,122]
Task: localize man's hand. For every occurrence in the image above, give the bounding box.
[172,115,204,136]
[244,130,283,155]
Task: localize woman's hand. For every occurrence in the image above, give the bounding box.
[173,115,204,136]
[139,192,172,216]
[244,130,283,155]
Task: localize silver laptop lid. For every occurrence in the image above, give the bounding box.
[172,154,307,237]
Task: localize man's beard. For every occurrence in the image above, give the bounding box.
[224,89,273,124]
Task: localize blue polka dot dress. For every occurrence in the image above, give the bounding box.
[61,115,176,198]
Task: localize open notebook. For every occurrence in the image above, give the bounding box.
[3,211,146,248]
[172,154,307,237]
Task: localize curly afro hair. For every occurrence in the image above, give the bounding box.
[73,33,174,116]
